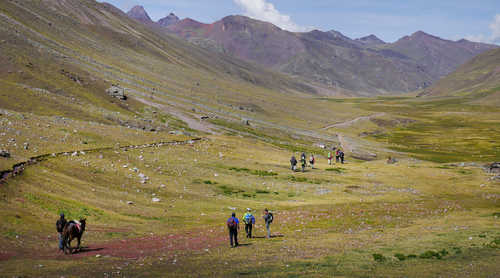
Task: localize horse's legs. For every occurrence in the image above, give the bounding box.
[77,237,81,251]
[64,238,71,255]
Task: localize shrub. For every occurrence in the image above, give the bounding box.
[372,253,386,262]
[256,190,270,194]
[419,250,442,259]
[204,180,217,185]
[394,253,406,261]
[251,170,278,177]
[326,168,345,173]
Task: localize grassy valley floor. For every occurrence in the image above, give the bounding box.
[1,128,499,277]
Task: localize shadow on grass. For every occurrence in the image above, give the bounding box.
[251,234,285,239]
[77,247,105,253]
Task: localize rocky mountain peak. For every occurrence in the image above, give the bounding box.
[356,34,386,45]
[127,5,152,24]
[158,12,180,27]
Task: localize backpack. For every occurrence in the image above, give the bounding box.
[227,217,237,229]
[268,212,274,223]
[244,213,253,224]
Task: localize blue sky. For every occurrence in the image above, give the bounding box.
[103,0,500,43]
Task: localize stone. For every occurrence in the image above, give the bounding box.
[152,198,161,202]
[489,162,500,174]
[106,85,127,100]
[0,150,10,158]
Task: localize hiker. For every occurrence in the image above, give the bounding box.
[300,153,306,172]
[327,151,333,165]
[263,208,274,238]
[56,213,67,252]
[243,208,256,238]
[227,212,240,247]
[309,154,315,169]
[290,156,297,171]
[340,150,345,164]
[336,149,341,163]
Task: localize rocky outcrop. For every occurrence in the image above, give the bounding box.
[106,85,127,100]
[127,6,153,24]
[0,150,10,158]
[158,13,179,27]
[489,162,500,174]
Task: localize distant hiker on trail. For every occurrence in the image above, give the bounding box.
[340,150,345,164]
[243,208,256,238]
[336,149,341,163]
[263,208,274,239]
[227,212,240,247]
[300,153,307,172]
[290,156,297,171]
[328,151,333,165]
[56,213,67,252]
[309,154,315,169]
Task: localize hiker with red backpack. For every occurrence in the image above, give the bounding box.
[227,212,240,247]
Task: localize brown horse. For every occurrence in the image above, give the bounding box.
[62,218,86,254]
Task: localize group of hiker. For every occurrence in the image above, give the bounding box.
[226,208,273,248]
[290,148,344,172]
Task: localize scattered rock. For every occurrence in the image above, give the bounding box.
[241,119,250,126]
[152,198,161,203]
[127,201,134,205]
[489,162,500,174]
[387,157,398,164]
[106,85,127,100]
[95,254,101,258]
[0,150,10,158]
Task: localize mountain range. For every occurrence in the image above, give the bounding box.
[126,6,498,95]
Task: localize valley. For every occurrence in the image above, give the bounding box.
[0,0,499,277]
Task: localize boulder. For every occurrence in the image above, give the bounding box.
[106,85,127,100]
[489,162,500,174]
[0,150,10,158]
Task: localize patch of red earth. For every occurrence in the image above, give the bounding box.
[2,229,227,261]
[0,250,15,261]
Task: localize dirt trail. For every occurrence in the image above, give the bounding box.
[134,96,220,135]
[322,113,386,130]
[0,138,204,184]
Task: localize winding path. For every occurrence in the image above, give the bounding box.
[322,113,386,130]
[0,138,204,184]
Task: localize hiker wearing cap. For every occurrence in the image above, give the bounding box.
[56,213,67,251]
[263,209,274,239]
[227,212,240,247]
[243,208,256,238]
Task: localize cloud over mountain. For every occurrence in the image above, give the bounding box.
[466,14,500,44]
[233,0,308,32]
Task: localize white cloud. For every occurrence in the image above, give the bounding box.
[233,0,309,32]
[489,14,500,43]
[465,14,500,44]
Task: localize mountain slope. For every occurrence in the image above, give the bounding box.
[422,48,500,104]
[383,31,496,79]
[165,16,497,94]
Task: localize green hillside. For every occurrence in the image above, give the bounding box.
[422,48,500,105]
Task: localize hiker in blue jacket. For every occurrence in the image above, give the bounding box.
[227,212,240,247]
[243,208,256,238]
